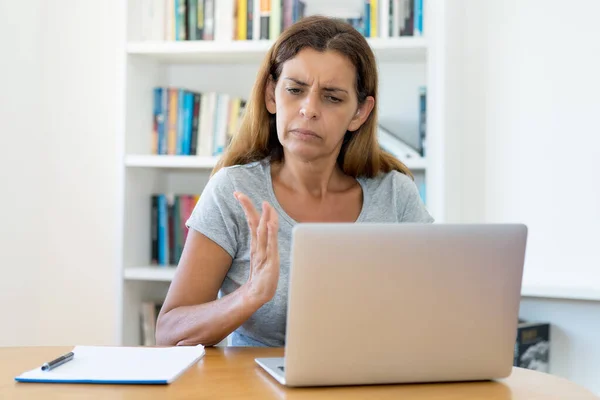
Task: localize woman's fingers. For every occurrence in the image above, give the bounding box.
[256,202,269,263]
[266,205,279,263]
[267,202,279,228]
[235,192,259,252]
[234,193,279,271]
[235,192,260,225]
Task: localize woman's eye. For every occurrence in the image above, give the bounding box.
[286,88,301,95]
[326,96,341,103]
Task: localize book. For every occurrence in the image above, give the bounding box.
[15,345,205,385]
[141,302,164,346]
[514,320,550,372]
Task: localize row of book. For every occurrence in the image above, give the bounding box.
[137,0,423,42]
[152,88,247,157]
[139,0,307,41]
[151,194,199,266]
[359,0,423,38]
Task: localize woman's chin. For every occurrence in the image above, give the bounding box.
[283,145,324,162]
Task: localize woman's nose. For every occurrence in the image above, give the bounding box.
[299,92,320,119]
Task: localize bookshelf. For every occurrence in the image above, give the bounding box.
[117,0,446,346]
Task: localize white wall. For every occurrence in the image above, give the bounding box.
[444,0,600,394]
[481,0,600,292]
[0,0,119,346]
[0,0,45,345]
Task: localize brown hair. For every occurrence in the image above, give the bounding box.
[213,15,413,179]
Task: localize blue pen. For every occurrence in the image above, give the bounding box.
[41,352,74,371]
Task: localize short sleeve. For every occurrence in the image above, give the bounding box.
[185,168,240,258]
[398,176,435,223]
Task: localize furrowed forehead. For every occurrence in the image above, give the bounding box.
[280,48,356,91]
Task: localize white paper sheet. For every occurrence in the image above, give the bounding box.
[15,345,205,384]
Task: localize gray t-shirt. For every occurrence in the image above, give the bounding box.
[186,157,434,347]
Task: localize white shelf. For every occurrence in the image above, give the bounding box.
[125,154,426,171]
[521,284,600,302]
[402,157,427,171]
[124,266,177,282]
[123,270,600,302]
[125,155,219,169]
[126,37,427,64]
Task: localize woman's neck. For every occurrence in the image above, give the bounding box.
[272,154,349,198]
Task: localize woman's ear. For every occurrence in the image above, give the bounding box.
[347,96,375,132]
[265,76,277,115]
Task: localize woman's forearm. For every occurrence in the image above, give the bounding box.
[155,284,263,346]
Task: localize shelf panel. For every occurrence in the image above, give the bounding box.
[124,266,177,282]
[125,154,426,171]
[125,155,219,169]
[126,37,427,64]
[403,157,427,171]
[521,285,600,302]
[122,269,600,302]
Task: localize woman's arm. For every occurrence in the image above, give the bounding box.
[155,194,280,347]
[155,229,262,346]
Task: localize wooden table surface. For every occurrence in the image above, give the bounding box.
[1,346,597,399]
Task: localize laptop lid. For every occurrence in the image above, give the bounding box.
[283,223,528,387]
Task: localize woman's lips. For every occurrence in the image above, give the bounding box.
[290,129,321,140]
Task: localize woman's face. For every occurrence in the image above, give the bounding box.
[265,47,374,163]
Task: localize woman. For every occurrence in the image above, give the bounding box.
[155,15,434,347]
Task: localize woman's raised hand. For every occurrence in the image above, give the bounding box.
[234,191,280,305]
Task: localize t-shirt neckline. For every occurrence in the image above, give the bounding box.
[264,159,368,226]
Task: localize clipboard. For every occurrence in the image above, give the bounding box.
[15,344,205,385]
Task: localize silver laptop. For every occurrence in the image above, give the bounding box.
[255,223,528,387]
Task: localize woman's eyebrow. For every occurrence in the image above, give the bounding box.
[323,86,348,94]
[283,77,348,94]
[283,77,309,86]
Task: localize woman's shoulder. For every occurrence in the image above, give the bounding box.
[211,157,269,181]
[360,169,434,223]
[359,168,415,192]
[207,157,272,198]
[186,158,273,257]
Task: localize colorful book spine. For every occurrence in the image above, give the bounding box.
[187,0,197,40]
[418,86,427,157]
[167,89,178,155]
[269,0,281,39]
[151,194,200,266]
[237,0,247,40]
[364,0,371,37]
[414,0,423,36]
[260,0,271,39]
[370,0,378,37]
